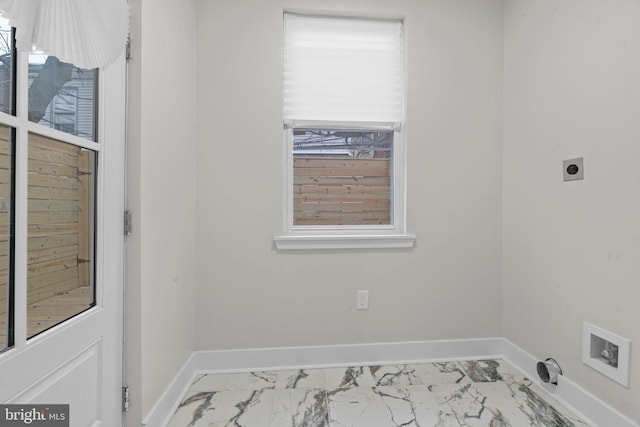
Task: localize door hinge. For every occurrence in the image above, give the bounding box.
[126,38,132,60]
[122,386,130,412]
[124,210,132,236]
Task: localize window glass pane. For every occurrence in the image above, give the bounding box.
[0,16,14,115]
[0,124,13,351]
[293,129,392,226]
[28,53,97,141]
[27,133,95,339]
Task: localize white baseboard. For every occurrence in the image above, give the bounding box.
[143,337,639,427]
[142,353,198,427]
[193,337,503,373]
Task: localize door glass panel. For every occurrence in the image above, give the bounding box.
[0,16,14,115]
[0,124,12,350]
[28,52,97,141]
[27,133,95,338]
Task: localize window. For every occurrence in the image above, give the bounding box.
[275,13,415,250]
[293,129,393,226]
[0,16,99,351]
[28,51,97,140]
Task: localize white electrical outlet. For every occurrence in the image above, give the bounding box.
[356,290,369,310]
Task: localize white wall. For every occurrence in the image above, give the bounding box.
[125,0,640,424]
[194,0,503,350]
[126,0,198,423]
[503,0,640,423]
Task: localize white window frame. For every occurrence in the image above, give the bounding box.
[275,119,415,250]
[275,13,415,250]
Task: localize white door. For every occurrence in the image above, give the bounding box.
[0,19,126,427]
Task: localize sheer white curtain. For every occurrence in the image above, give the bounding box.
[0,0,129,69]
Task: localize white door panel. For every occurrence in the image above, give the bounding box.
[10,342,101,425]
[0,21,126,427]
[0,312,103,402]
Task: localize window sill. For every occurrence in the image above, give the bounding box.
[273,234,416,250]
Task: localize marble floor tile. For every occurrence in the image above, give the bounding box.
[430,383,492,426]
[167,391,217,427]
[168,359,588,427]
[368,364,423,387]
[501,379,590,426]
[458,359,526,383]
[401,386,468,427]
[324,366,376,389]
[168,389,274,427]
[524,381,590,426]
[276,369,327,389]
[270,388,329,426]
[326,386,397,426]
[189,373,230,393]
[410,361,472,385]
[224,371,278,391]
[430,382,580,427]
[327,385,461,427]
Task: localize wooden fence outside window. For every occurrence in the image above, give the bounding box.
[0,128,92,318]
[293,156,391,226]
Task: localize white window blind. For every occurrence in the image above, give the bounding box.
[283,13,404,124]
